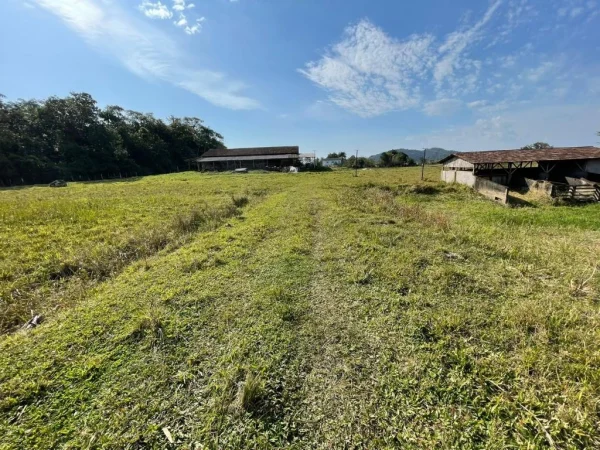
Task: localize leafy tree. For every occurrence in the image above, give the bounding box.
[379,152,392,167]
[343,156,375,169]
[378,150,416,167]
[521,142,553,150]
[0,92,225,185]
[326,152,347,159]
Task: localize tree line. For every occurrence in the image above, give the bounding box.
[0,92,225,186]
[322,150,415,169]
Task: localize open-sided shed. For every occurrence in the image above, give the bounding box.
[194,146,300,171]
[440,146,600,187]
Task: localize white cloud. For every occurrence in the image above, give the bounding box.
[299,19,435,117]
[467,100,488,108]
[138,1,172,20]
[137,0,203,35]
[172,0,194,12]
[32,0,259,110]
[433,0,502,87]
[174,13,187,27]
[184,17,205,35]
[300,3,505,117]
[522,61,557,82]
[423,98,462,116]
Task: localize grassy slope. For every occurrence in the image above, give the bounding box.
[0,174,270,332]
[1,167,599,448]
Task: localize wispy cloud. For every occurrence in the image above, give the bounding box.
[521,60,559,82]
[32,0,259,110]
[487,0,537,47]
[300,2,503,118]
[423,98,462,116]
[433,0,501,88]
[467,99,488,109]
[298,19,435,117]
[300,0,596,121]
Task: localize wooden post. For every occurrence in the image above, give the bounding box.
[421,148,427,181]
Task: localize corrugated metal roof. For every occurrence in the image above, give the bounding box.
[441,147,600,164]
[202,146,299,158]
[196,154,299,162]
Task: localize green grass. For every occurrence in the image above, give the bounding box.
[1,167,599,448]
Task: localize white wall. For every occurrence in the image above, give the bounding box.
[443,157,474,169]
[455,170,476,187]
[441,168,476,186]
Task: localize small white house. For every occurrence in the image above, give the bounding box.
[321,158,344,167]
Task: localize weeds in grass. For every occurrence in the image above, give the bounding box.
[232,373,265,415]
[348,186,450,231]
[231,194,249,208]
[407,184,440,195]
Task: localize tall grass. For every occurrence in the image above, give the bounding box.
[0,175,255,332]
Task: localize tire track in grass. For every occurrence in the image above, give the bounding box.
[289,189,397,447]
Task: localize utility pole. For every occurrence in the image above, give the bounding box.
[354,149,359,177]
[421,147,427,181]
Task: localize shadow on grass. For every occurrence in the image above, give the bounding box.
[0,176,145,190]
[80,177,144,185]
[507,194,537,208]
[0,184,36,191]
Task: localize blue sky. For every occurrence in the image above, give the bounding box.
[1,0,599,156]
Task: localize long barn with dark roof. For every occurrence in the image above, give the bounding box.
[193,146,300,171]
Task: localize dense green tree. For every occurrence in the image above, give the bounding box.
[378,150,415,167]
[0,92,224,185]
[326,152,347,159]
[521,142,553,150]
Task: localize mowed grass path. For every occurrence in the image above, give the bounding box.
[1,167,600,448]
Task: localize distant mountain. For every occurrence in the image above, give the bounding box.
[369,147,453,164]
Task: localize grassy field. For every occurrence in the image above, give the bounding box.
[1,167,599,448]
